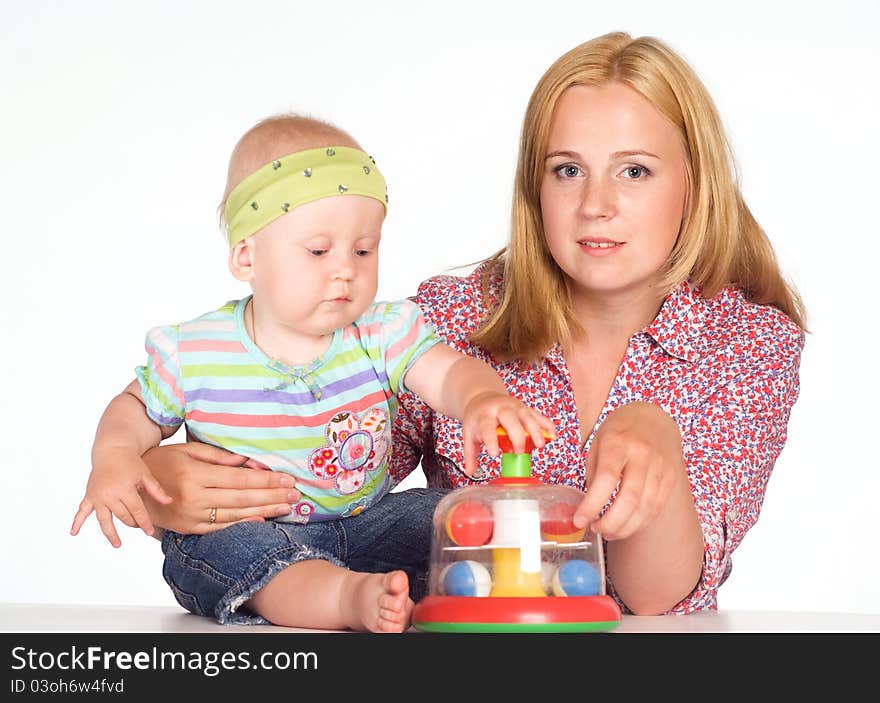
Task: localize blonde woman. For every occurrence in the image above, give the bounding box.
[142,32,805,616]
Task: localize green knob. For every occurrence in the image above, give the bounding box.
[501,452,532,478]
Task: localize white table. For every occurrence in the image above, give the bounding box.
[2,603,878,633]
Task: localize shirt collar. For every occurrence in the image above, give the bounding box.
[478,264,713,366]
[642,280,707,364]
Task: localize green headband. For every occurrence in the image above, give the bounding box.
[224,146,388,248]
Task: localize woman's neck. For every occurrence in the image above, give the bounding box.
[569,283,666,348]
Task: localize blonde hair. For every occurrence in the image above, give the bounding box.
[217,113,359,231]
[472,32,806,361]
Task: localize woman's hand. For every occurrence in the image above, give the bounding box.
[574,402,688,540]
[141,442,300,535]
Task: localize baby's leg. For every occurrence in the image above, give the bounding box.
[246,561,413,633]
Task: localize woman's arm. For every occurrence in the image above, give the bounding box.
[668,353,803,612]
[579,346,802,614]
[575,402,704,615]
[605,461,704,616]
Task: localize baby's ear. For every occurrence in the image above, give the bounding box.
[229,239,255,281]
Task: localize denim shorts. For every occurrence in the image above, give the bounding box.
[160,487,447,625]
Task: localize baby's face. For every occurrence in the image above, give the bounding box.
[248,194,384,336]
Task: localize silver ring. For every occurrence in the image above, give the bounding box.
[209,507,217,524]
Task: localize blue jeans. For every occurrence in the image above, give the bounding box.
[160,487,446,625]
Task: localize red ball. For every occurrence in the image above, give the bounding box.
[445,501,494,546]
[540,502,585,543]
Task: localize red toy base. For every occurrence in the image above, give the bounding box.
[412,594,621,633]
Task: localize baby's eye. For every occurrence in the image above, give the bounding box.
[554,164,583,179]
[355,249,373,257]
[621,165,650,180]
[308,249,328,257]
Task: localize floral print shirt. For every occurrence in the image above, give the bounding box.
[390,264,805,613]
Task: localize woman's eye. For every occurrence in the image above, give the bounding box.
[622,165,649,179]
[555,164,582,178]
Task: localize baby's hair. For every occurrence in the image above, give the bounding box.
[218,113,360,231]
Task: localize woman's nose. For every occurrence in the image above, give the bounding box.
[579,176,617,220]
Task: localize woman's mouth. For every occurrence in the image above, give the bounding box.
[578,238,624,256]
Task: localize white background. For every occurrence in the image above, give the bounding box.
[2,0,878,616]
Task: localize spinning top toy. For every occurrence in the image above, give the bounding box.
[412,428,621,632]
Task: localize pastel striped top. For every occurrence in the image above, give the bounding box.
[136,296,439,522]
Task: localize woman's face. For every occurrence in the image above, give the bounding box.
[539,82,688,301]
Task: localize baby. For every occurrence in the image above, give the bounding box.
[71,114,554,632]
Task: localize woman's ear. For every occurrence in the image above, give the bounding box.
[229,238,255,282]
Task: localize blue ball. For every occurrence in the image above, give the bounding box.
[442,560,491,597]
[551,559,601,596]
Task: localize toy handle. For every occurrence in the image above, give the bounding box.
[495,427,553,455]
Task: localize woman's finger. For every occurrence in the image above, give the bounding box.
[590,466,647,538]
[594,499,644,541]
[638,457,669,521]
[200,486,299,511]
[203,463,297,490]
[207,504,291,528]
[182,442,251,467]
[575,436,627,527]
[603,464,665,539]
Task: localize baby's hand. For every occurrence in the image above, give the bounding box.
[70,447,173,547]
[460,392,556,476]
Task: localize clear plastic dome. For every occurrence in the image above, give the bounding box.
[412,431,621,632]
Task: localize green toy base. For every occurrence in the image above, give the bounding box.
[413,619,620,633]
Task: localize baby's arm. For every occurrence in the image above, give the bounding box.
[404,345,555,475]
[70,380,175,547]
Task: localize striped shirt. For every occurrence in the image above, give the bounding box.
[136,296,439,522]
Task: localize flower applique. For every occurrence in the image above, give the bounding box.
[342,497,371,518]
[307,408,390,496]
[291,501,317,523]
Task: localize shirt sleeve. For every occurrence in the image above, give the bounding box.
[374,299,440,396]
[135,325,186,428]
[672,345,803,613]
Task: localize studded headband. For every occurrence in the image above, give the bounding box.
[224,146,388,249]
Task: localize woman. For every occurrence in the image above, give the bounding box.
[142,32,805,616]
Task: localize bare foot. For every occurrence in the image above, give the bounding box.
[341,570,413,633]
